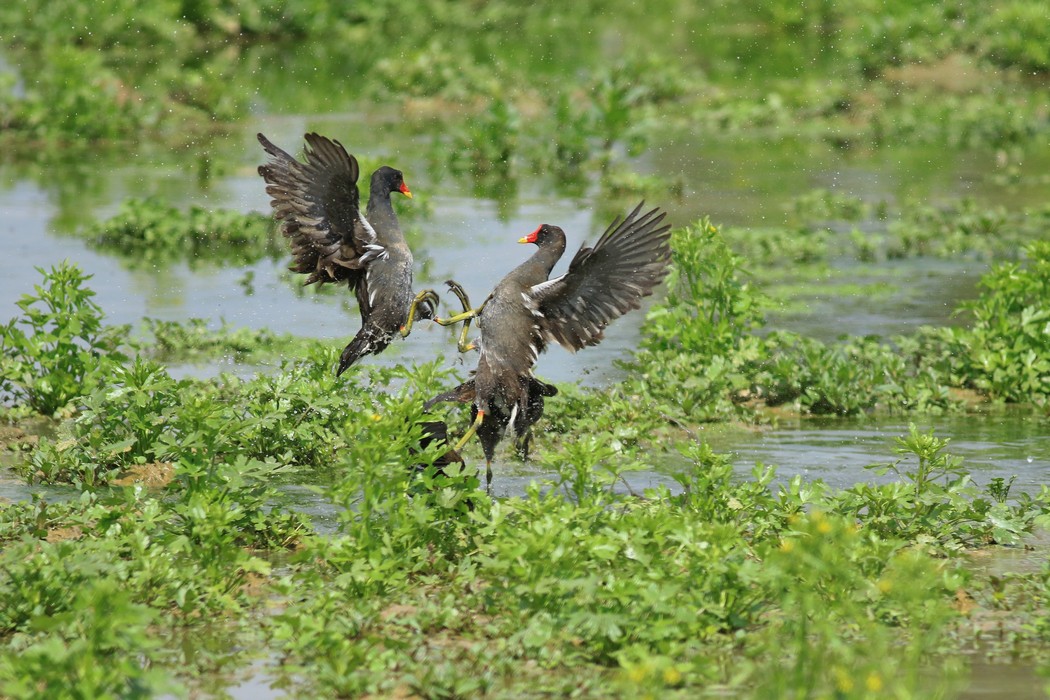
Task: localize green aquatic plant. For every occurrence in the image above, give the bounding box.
[23,344,460,487]
[787,188,875,225]
[142,317,305,363]
[885,198,1045,261]
[622,204,1050,422]
[269,425,1040,698]
[27,357,202,485]
[753,510,962,698]
[831,424,1041,548]
[976,1,1050,73]
[0,580,175,699]
[82,197,279,267]
[625,219,764,421]
[946,240,1050,404]
[0,262,129,416]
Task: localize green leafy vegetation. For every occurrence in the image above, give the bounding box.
[81,198,280,267]
[624,219,1050,421]
[2,0,1048,170]
[2,255,1050,696]
[0,263,129,417]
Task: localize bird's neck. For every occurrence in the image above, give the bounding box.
[366,188,401,235]
[531,236,566,277]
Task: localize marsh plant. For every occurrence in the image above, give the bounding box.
[82,197,280,268]
[623,220,1050,420]
[0,262,129,417]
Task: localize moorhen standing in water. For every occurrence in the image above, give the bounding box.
[432,201,672,488]
[258,132,439,374]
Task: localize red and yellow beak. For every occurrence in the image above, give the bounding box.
[518,226,541,244]
[399,181,413,199]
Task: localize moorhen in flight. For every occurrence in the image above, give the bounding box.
[258,132,439,374]
[432,201,672,488]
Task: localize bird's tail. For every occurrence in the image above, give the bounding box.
[337,325,391,375]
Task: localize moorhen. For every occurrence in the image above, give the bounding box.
[434,201,671,487]
[258,132,439,374]
[424,374,558,470]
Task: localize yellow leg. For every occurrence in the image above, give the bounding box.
[453,410,485,453]
[434,307,482,352]
[456,324,476,353]
[437,280,486,352]
[433,307,478,327]
[400,289,440,337]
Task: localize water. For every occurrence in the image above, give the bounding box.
[3,128,1046,381]
[702,414,1050,494]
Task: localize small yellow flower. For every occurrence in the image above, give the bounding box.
[780,539,795,553]
[832,666,854,692]
[865,671,883,692]
[626,665,647,684]
[371,413,382,421]
[817,520,833,535]
[662,667,682,685]
[876,578,893,594]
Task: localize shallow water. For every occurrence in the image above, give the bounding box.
[4,17,1045,700]
[702,414,1050,494]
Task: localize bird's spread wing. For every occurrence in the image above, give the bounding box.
[527,202,672,352]
[258,132,385,288]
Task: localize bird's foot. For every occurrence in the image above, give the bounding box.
[401,289,440,337]
[444,279,473,314]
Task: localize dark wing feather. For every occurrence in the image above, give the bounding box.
[257,132,381,288]
[423,380,477,411]
[528,202,672,351]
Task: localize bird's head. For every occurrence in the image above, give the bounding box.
[373,166,413,198]
[518,224,562,246]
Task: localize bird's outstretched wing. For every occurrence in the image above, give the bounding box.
[258,132,386,288]
[527,202,671,351]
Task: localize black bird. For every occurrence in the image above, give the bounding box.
[434,201,672,487]
[258,132,439,374]
[424,374,558,478]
